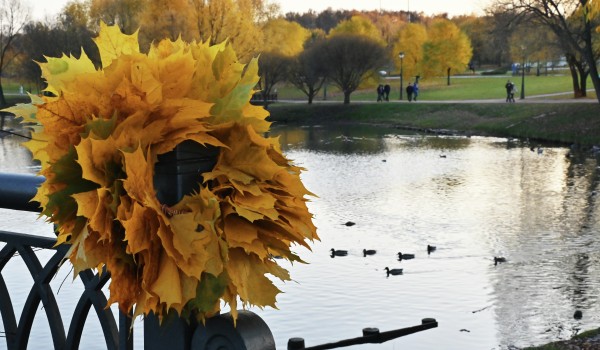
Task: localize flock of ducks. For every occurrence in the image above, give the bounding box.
[330,245,507,276]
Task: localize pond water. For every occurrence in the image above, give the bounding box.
[2,121,600,350]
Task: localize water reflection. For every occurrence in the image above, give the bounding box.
[2,124,600,350]
[266,124,600,350]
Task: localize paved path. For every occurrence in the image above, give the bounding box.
[278,91,599,104]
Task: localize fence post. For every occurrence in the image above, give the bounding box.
[146,141,276,349]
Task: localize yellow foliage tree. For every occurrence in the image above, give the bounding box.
[188,0,264,62]
[422,18,472,84]
[4,23,318,323]
[329,15,385,45]
[90,0,143,34]
[137,0,189,44]
[392,23,428,81]
[262,18,310,56]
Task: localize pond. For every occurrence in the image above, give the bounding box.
[1,122,600,350]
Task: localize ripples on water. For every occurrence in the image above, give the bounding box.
[2,124,600,349]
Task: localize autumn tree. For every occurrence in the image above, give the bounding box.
[453,15,488,68]
[56,1,99,62]
[89,0,142,34]
[492,0,600,102]
[373,13,405,46]
[329,15,385,45]
[288,42,327,104]
[314,34,387,104]
[188,0,263,62]
[0,0,29,106]
[138,0,188,45]
[422,18,472,85]
[507,19,562,76]
[392,23,428,81]
[261,18,310,56]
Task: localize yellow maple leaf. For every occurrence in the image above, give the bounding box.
[93,21,140,68]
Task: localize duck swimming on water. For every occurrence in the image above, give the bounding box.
[398,252,415,260]
[494,257,507,265]
[363,249,376,256]
[330,248,348,257]
[384,267,403,276]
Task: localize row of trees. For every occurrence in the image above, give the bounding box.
[2,0,475,105]
[1,0,599,105]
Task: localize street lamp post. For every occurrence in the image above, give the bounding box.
[399,52,405,100]
[520,46,526,100]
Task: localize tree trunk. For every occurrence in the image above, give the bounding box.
[0,77,6,107]
[578,69,589,98]
[566,55,585,98]
[447,68,451,86]
[581,9,600,103]
[343,91,351,104]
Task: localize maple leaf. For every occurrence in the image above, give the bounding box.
[93,21,140,68]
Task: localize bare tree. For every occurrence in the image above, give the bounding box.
[257,51,292,108]
[492,0,600,101]
[288,43,327,104]
[0,0,29,106]
[313,34,387,104]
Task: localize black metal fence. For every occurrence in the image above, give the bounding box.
[0,173,133,350]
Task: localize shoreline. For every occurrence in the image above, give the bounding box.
[266,101,600,147]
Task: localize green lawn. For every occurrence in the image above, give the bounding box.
[275,70,596,102]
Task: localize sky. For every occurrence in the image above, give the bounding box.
[30,0,493,21]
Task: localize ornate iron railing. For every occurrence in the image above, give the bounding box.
[0,173,133,350]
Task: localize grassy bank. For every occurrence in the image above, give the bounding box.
[267,102,600,146]
[276,72,597,102]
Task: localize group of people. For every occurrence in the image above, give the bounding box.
[406,82,419,102]
[376,81,420,102]
[505,80,517,103]
[375,79,522,103]
[377,84,391,102]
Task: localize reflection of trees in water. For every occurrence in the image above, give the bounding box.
[0,135,39,173]
[272,124,390,154]
[563,153,600,324]
[493,148,600,348]
[412,135,471,151]
[272,125,476,154]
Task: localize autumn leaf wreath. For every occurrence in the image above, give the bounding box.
[5,23,318,322]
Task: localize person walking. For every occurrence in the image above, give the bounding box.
[383,84,391,101]
[406,83,414,102]
[377,84,384,102]
[413,82,419,101]
[505,80,514,102]
[510,84,517,102]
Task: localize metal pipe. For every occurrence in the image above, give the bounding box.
[0,173,44,212]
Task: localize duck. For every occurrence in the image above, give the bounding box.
[330,248,348,257]
[494,257,507,265]
[398,252,415,260]
[363,249,376,257]
[384,267,403,276]
[427,245,437,254]
[344,221,356,227]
